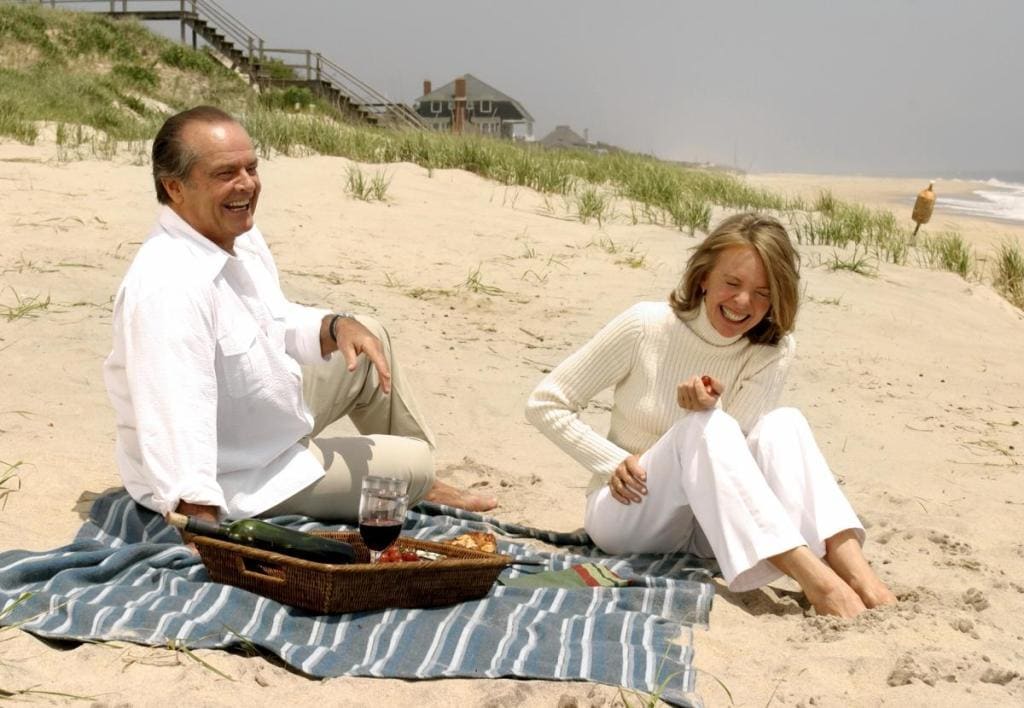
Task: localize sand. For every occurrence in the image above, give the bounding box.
[1,138,1022,706]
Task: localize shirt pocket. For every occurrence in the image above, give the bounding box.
[217,323,262,398]
[265,301,288,353]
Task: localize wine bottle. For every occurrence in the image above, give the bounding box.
[166,512,357,565]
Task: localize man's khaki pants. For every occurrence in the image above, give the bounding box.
[264,315,436,521]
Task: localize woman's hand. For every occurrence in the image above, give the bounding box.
[608,454,647,505]
[677,374,723,411]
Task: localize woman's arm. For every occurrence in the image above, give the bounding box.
[725,334,797,433]
[525,305,644,476]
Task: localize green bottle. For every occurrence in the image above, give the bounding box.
[166,512,356,565]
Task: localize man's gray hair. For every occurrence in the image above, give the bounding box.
[151,105,238,204]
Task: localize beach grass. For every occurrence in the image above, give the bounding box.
[0,588,96,701]
[165,638,234,680]
[3,2,1021,311]
[458,265,504,296]
[993,239,1024,308]
[793,201,905,254]
[346,165,391,201]
[617,252,648,269]
[0,591,31,626]
[919,231,974,279]
[0,289,51,322]
[827,246,877,276]
[0,685,96,701]
[0,460,22,510]
[574,187,611,226]
[1,4,804,220]
[666,197,712,235]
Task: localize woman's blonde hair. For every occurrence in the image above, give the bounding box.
[668,213,800,345]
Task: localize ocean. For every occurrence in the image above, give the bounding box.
[934,171,1024,224]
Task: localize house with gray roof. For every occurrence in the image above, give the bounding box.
[414,74,534,139]
[538,125,623,155]
[539,125,589,150]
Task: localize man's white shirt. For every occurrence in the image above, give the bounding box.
[103,206,330,518]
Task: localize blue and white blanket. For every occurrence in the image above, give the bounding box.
[0,491,715,706]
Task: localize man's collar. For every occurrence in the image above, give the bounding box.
[155,206,254,279]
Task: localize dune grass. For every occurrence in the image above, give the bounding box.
[793,193,908,264]
[827,246,876,276]
[993,239,1024,308]
[0,4,250,144]
[458,265,504,296]
[2,3,1023,308]
[574,187,611,225]
[786,189,1024,302]
[667,197,712,235]
[919,231,975,279]
[0,459,22,510]
[345,165,391,201]
[0,289,51,321]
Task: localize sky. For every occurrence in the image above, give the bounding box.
[169,1,1022,177]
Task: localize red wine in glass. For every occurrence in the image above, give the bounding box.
[358,519,402,552]
[358,476,409,562]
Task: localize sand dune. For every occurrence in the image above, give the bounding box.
[1,138,1022,706]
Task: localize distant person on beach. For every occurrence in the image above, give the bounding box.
[103,105,496,531]
[526,213,895,617]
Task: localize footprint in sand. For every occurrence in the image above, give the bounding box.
[949,616,980,639]
[980,667,1021,685]
[927,530,973,555]
[887,653,951,687]
[961,587,990,612]
[924,529,985,571]
[437,455,502,486]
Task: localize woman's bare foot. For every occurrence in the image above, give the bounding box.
[770,545,866,618]
[848,577,898,608]
[803,576,868,618]
[424,479,498,512]
[824,529,897,608]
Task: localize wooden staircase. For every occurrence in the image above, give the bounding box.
[26,0,424,129]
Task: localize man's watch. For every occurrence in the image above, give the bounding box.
[328,312,355,341]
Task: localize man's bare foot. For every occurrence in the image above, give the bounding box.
[425,479,498,512]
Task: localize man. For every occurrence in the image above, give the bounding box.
[103,105,496,529]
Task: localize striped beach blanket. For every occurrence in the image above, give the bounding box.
[0,491,716,706]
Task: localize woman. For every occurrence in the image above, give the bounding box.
[526,213,895,617]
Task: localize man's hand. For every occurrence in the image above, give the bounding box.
[321,315,392,394]
[608,454,647,505]
[174,500,219,551]
[677,374,722,411]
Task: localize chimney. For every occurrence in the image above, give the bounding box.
[452,77,467,135]
[423,79,431,96]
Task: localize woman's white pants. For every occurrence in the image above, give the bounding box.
[584,407,864,592]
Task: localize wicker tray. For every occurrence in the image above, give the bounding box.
[193,531,511,614]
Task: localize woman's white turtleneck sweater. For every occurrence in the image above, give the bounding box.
[526,299,795,495]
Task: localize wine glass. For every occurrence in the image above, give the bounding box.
[358,476,409,563]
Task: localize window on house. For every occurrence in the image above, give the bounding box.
[479,100,492,113]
